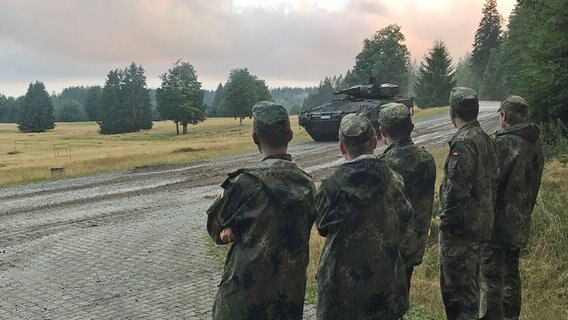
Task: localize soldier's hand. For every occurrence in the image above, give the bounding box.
[220,227,237,244]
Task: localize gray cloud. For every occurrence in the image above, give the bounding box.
[0,0,515,96]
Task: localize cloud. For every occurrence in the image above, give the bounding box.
[0,0,516,96]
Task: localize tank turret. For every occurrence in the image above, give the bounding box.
[299,83,413,141]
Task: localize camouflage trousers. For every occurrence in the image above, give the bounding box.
[439,232,481,320]
[480,244,521,320]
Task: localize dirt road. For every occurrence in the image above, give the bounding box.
[0,102,500,319]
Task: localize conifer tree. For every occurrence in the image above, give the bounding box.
[471,0,503,83]
[414,41,456,108]
[17,81,55,132]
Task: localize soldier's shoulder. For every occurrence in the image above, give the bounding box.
[222,168,263,189]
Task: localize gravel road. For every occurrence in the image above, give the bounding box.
[0,102,500,319]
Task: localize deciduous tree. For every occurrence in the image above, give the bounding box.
[157,60,206,134]
[220,68,272,125]
[352,24,410,93]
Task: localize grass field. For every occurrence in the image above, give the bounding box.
[0,117,312,186]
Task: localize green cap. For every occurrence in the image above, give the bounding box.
[378,102,411,130]
[499,95,529,115]
[449,87,479,109]
[252,101,290,134]
[339,114,375,146]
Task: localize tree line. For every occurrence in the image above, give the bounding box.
[303,0,567,131]
[2,0,565,134]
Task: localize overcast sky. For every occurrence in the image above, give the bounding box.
[0,0,516,97]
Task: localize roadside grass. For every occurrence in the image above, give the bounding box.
[403,150,568,320]
[412,106,449,120]
[0,116,311,186]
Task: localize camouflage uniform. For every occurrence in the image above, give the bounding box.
[378,103,437,292]
[437,88,497,320]
[480,96,544,320]
[206,102,316,320]
[316,114,412,320]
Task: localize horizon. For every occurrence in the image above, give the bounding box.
[0,0,516,98]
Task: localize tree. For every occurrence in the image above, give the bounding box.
[498,0,568,126]
[121,63,153,131]
[414,41,456,108]
[98,63,153,134]
[479,47,506,100]
[208,83,225,117]
[220,68,272,125]
[471,0,503,85]
[454,53,480,89]
[352,24,411,93]
[84,86,102,121]
[157,60,206,135]
[58,100,87,122]
[301,77,336,111]
[17,81,55,132]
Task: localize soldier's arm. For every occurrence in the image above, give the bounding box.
[315,178,343,237]
[206,173,261,244]
[439,141,475,233]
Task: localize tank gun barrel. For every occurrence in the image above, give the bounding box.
[335,83,400,99]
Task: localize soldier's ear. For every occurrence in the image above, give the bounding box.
[287,129,293,142]
[252,132,260,145]
[370,134,378,150]
[379,126,388,139]
[339,140,347,157]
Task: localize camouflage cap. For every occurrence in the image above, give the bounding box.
[252,101,290,134]
[378,102,412,130]
[339,114,375,146]
[499,95,529,115]
[449,87,479,109]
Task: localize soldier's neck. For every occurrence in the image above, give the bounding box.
[262,145,288,158]
[454,118,474,129]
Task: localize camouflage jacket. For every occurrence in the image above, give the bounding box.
[379,139,436,267]
[491,123,544,248]
[437,121,498,242]
[206,154,316,320]
[315,155,411,320]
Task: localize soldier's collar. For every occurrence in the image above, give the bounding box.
[262,153,292,162]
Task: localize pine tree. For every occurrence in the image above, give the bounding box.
[84,86,102,121]
[98,63,153,134]
[471,0,503,84]
[414,41,456,108]
[17,81,55,132]
[301,77,335,111]
[209,83,225,117]
[479,47,506,100]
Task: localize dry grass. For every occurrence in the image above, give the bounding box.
[0,116,311,186]
[413,106,449,120]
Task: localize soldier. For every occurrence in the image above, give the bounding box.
[316,114,412,320]
[437,87,497,320]
[206,101,316,320]
[378,103,436,294]
[480,96,544,320]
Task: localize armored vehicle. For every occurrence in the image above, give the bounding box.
[298,83,413,141]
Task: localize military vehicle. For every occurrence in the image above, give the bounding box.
[298,83,414,141]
